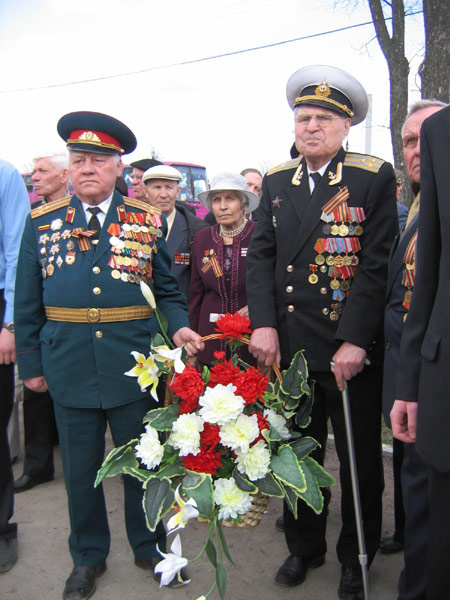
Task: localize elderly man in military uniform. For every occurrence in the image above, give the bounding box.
[143,164,208,300]
[129,158,162,202]
[14,112,203,600]
[247,66,397,599]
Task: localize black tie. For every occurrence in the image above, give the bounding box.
[87,207,102,243]
[310,172,322,197]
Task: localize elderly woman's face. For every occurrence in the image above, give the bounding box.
[210,191,245,228]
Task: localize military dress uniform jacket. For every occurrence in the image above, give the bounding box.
[167,202,209,300]
[382,214,418,427]
[246,147,397,371]
[15,190,189,409]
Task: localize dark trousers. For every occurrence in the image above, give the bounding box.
[392,437,405,543]
[0,292,16,540]
[284,368,384,568]
[53,397,166,566]
[427,466,450,600]
[397,442,428,600]
[22,386,56,477]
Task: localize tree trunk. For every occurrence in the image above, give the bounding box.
[419,0,450,102]
[368,0,410,171]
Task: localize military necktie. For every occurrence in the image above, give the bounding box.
[87,207,102,244]
[310,171,322,197]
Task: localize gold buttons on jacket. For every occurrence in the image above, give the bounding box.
[92,266,100,274]
[287,305,294,312]
[286,265,293,272]
[286,286,293,293]
[95,330,103,338]
[93,287,101,295]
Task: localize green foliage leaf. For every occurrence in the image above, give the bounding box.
[290,436,319,461]
[297,458,324,514]
[184,475,214,518]
[270,445,306,492]
[122,466,150,482]
[279,481,298,519]
[302,455,336,487]
[143,404,179,431]
[217,562,227,600]
[95,440,138,486]
[151,332,166,347]
[183,471,205,489]
[280,350,310,399]
[232,468,257,493]
[155,457,186,480]
[143,477,173,531]
[295,382,314,428]
[205,539,217,567]
[216,522,234,565]
[255,471,284,497]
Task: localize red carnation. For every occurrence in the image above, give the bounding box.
[168,364,205,411]
[233,367,269,405]
[213,350,226,361]
[250,412,270,444]
[214,312,252,341]
[200,423,221,449]
[209,359,240,386]
[182,448,223,474]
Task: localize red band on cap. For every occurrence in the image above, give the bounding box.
[67,129,123,152]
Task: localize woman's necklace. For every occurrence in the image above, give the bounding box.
[219,218,248,238]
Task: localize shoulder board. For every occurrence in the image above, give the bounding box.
[344,153,385,173]
[30,195,71,219]
[124,197,161,216]
[267,157,302,176]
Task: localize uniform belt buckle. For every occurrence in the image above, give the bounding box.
[87,308,100,323]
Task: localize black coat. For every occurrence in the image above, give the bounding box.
[395,105,450,472]
[382,214,419,426]
[246,147,397,371]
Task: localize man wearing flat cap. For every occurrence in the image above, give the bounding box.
[143,165,208,300]
[14,111,203,600]
[129,158,162,202]
[247,65,397,599]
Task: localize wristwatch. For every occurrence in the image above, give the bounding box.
[2,322,14,333]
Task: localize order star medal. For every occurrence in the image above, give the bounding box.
[51,218,63,231]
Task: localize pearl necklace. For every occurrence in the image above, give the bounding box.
[219,218,248,238]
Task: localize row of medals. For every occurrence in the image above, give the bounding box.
[39,229,73,278]
[108,223,162,284]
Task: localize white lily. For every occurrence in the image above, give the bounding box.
[124,351,159,400]
[140,280,157,309]
[152,344,186,374]
[167,486,199,534]
[155,534,189,587]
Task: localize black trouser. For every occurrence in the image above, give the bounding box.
[427,466,450,600]
[283,368,384,568]
[22,386,56,477]
[0,291,16,540]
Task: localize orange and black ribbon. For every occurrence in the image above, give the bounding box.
[72,228,96,251]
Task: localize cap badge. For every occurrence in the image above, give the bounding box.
[79,131,101,142]
[315,80,331,98]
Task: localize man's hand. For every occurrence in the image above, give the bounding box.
[391,399,417,443]
[331,341,366,391]
[237,305,249,318]
[24,376,48,393]
[0,328,15,364]
[173,327,204,358]
[249,327,281,367]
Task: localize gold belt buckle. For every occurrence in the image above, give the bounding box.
[87,308,100,323]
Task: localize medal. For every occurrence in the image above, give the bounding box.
[330,278,340,290]
[320,287,328,295]
[47,264,55,276]
[309,273,318,284]
[315,254,325,265]
[322,224,331,235]
[326,255,335,266]
[355,224,363,236]
[339,224,349,236]
[65,252,76,265]
[111,269,121,280]
[329,311,339,321]
[120,272,128,282]
[334,255,344,268]
[331,224,339,235]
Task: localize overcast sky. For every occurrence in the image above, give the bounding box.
[0,0,424,178]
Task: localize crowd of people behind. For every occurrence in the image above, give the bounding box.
[0,63,449,600]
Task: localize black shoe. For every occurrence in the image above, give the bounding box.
[63,563,106,600]
[135,556,190,588]
[275,553,325,587]
[0,538,17,573]
[275,515,285,532]
[338,565,364,600]
[13,473,54,493]
[379,535,404,554]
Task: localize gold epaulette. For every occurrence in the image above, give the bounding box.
[267,157,302,176]
[30,195,71,219]
[124,197,161,215]
[344,153,385,173]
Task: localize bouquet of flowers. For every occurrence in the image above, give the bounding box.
[96,282,334,599]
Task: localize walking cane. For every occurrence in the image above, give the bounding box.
[331,362,370,600]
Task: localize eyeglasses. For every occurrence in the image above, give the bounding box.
[295,114,343,128]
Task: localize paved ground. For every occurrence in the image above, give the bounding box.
[2,434,403,600]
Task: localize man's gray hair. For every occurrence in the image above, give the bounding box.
[402,99,448,133]
[34,153,69,171]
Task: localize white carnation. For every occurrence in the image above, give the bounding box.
[219,413,259,453]
[199,383,245,426]
[213,477,253,520]
[264,408,291,440]
[236,440,271,481]
[135,424,164,469]
[168,413,204,456]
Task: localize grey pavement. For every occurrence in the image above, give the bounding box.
[2,436,402,600]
